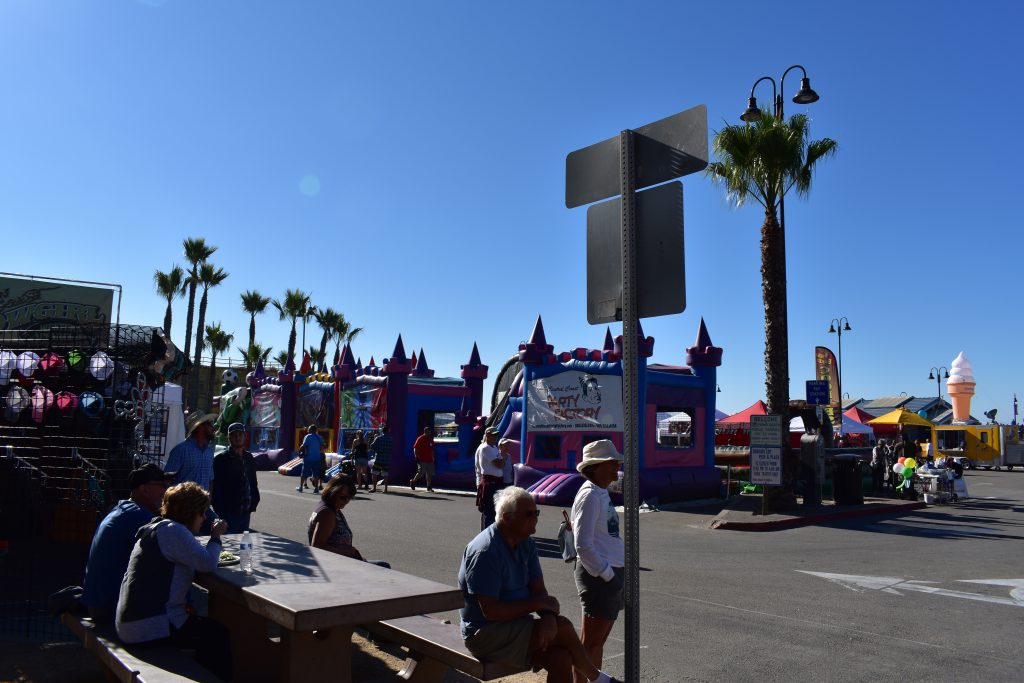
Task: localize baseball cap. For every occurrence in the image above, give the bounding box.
[128,463,176,489]
[484,427,499,436]
[228,422,246,434]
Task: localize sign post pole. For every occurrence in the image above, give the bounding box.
[619,129,641,683]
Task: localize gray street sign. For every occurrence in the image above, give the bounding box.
[565,104,708,208]
[586,181,685,324]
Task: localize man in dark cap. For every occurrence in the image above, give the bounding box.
[211,422,260,533]
[81,463,173,622]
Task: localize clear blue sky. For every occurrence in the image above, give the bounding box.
[1,1,1020,422]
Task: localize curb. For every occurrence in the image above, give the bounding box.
[709,501,928,531]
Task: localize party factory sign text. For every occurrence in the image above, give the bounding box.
[526,371,623,431]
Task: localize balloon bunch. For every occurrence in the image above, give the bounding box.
[891,457,918,489]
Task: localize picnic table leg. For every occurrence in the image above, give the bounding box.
[280,625,354,683]
[207,592,280,682]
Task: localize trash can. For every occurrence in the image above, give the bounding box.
[831,454,864,505]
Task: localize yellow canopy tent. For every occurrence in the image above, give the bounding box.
[867,407,933,427]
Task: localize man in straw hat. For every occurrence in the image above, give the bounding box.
[458,486,622,683]
[166,410,217,492]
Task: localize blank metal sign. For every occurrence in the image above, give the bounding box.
[586,181,685,324]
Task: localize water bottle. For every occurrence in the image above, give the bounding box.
[239,531,253,574]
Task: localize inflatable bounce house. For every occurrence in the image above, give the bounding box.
[239,336,489,482]
[490,316,722,505]
[329,335,488,487]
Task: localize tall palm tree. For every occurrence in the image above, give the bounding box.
[331,315,351,366]
[307,345,326,371]
[311,307,343,372]
[204,323,234,410]
[181,238,217,364]
[237,342,272,370]
[189,263,229,408]
[271,288,311,364]
[273,350,290,368]
[706,109,837,507]
[153,265,184,337]
[240,290,271,352]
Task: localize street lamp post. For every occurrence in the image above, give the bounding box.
[828,317,852,435]
[740,66,820,420]
[928,366,949,400]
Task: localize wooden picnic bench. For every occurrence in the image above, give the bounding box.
[364,614,527,682]
[59,611,221,683]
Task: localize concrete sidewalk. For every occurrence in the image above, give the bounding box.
[709,493,927,531]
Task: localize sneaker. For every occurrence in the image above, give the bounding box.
[296,486,302,492]
[313,486,320,493]
[427,488,435,493]
[409,480,416,491]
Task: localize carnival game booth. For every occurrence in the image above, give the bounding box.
[330,336,488,487]
[866,407,933,443]
[790,414,874,446]
[488,316,722,506]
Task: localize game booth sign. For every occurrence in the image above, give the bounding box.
[488,315,723,505]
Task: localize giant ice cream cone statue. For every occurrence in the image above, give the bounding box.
[947,351,975,422]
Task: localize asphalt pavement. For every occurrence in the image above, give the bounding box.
[248,469,1024,682]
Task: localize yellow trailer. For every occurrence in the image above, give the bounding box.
[931,424,1023,470]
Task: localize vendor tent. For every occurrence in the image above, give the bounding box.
[867,407,933,427]
[717,400,768,426]
[790,414,873,435]
[715,409,729,421]
[843,406,876,424]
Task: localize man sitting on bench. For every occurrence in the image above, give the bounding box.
[458,486,621,683]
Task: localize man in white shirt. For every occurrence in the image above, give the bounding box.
[475,427,504,530]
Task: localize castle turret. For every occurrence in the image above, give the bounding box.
[413,348,435,378]
[519,315,555,365]
[460,342,489,418]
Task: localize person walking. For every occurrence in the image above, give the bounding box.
[409,425,436,492]
[297,425,324,493]
[475,427,504,530]
[499,437,515,488]
[569,440,625,683]
[211,423,260,534]
[352,429,370,491]
[370,424,393,493]
[870,440,885,495]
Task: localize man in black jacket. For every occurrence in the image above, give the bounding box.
[211,422,260,533]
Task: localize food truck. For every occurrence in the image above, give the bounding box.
[932,424,1024,470]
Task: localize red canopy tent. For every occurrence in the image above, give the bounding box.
[717,400,768,426]
[715,400,768,446]
[844,406,876,424]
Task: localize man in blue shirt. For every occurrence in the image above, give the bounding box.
[81,463,173,622]
[458,486,620,683]
[165,411,217,490]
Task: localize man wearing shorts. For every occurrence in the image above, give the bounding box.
[370,424,393,493]
[409,425,436,492]
[458,486,621,683]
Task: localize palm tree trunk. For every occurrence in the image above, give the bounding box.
[287,321,297,364]
[760,209,796,510]
[189,291,209,410]
[163,298,173,337]
[207,352,218,412]
[248,316,256,352]
[183,281,197,362]
[317,331,330,372]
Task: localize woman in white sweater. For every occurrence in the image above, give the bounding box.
[570,440,625,683]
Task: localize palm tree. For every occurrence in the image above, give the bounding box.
[237,342,272,370]
[240,290,271,352]
[181,238,217,365]
[307,345,326,371]
[706,109,837,507]
[271,288,311,365]
[153,265,184,336]
[189,263,229,408]
[273,350,290,368]
[204,323,234,409]
[311,307,343,372]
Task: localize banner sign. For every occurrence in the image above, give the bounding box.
[815,346,840,426]
[526,371,623,432]
[0,276,113,331]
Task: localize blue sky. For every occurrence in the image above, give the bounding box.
[1,1,1020,422]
